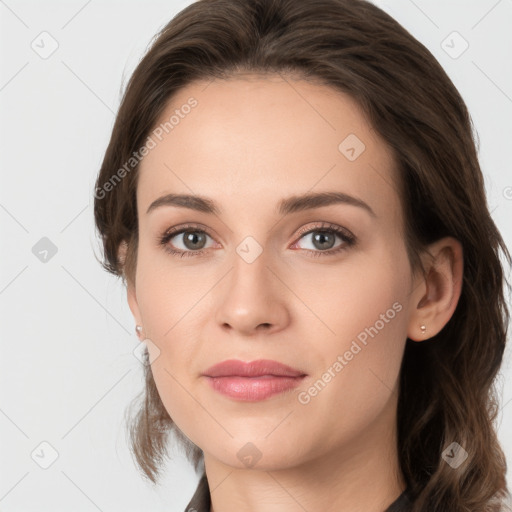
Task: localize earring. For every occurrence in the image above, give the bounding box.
[135,325,143,336]
[420,324,427,334]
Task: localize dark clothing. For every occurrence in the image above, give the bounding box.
[185,472,412,511]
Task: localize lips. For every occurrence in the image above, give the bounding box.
[202,359,307,401]
[203,359,306,378]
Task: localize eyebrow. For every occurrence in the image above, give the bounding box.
[146,191,376,218]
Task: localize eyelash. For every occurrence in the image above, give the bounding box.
[158,222,356,259]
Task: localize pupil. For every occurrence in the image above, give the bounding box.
[184,231,205,250]
[313,232,334,250]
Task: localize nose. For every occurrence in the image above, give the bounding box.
[214,250,290,337]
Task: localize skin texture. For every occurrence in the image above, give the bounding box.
[124,74,463,512]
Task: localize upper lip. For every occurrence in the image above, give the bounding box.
[203,359,307,378]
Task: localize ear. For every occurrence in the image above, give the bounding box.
[407,237,463,342]
[118,241,142,327]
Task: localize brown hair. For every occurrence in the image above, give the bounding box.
[94,0,511,509]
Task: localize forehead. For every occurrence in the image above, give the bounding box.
[137,74,401,223]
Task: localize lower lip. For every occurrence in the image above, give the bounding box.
[204,375,305,401]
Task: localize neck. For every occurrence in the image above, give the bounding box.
[203,395,405,512]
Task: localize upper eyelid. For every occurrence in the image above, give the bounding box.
[295,222,353,237]
[162,222,213,237]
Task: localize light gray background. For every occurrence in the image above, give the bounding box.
[1,0,511,511]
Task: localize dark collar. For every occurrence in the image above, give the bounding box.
[184,472,412,512]
[185,472,210,511]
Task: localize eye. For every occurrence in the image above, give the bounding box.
[291,222,356,257]
[158,223,216,258]
[158,222,356,258]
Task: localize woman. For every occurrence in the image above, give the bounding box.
[93,0,511,510]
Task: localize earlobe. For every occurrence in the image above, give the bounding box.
[407,237,463,342]
[118,240,128,268]
[127,282,145,341]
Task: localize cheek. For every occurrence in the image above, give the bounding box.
[134,258,202,436]
[135,244,201,337]
[305,246,409,342]
[340,258,408,371]
[133,251,205,421]
[304,250,409,411]
[297,291,407,451]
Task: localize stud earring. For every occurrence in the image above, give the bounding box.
[420,324,427,334]
[135,325,143,336]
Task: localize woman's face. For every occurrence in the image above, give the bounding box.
[129,73,418,470]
